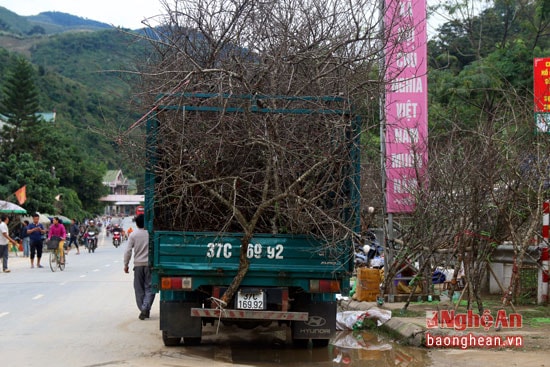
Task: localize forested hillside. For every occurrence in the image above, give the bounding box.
[0,6,112,35]
[0,7,150,218]
[0,31,148,172]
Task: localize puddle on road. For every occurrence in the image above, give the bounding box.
[328,331,428,366]
[179,328,430,366]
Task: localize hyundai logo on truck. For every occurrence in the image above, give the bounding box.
[305,316,327,327]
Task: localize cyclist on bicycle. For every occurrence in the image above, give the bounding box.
[48,217,67,264]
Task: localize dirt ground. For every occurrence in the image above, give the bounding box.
[428,348,550,367]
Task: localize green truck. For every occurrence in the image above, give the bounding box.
[145,93,361,347]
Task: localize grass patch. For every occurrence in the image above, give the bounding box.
[529,317,550,327]
[391,307,427,318]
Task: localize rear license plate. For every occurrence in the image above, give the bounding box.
[236,289,265,310]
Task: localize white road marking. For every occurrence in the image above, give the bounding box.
[93,269,100,272]
[33,294,44,300]
[0,312,9,318]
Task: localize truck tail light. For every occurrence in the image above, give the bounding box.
[309,279,340,293]
[161,277,192,290]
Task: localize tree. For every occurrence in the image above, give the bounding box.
[0,153,58,214]
[429,0,550,72]
[387,0,550,310]
[71,159,109,215]
[0,56,40,157]
[27,25,45,36]
[52,187,84,220]
[135,0,389,305]
[20,116,109,214]
[0,54,109,217]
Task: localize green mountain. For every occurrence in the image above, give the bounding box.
[27,11,114,32]
[0,6,148,188]
[0,6,113,36]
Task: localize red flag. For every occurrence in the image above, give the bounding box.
[15,185,26,205]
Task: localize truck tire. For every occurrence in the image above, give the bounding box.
[162,331,181,346]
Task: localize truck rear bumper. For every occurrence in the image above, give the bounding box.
[191,308,308,321]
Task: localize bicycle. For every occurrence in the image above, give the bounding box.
[46,237,66,272]
[49,247,66,272]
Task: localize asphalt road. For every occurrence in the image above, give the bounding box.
[1,220,432,367]
[0,227,165,366]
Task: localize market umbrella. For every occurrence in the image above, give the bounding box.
[57,215,72,225]
[21,212,51,226]
[0,200,27,214]
[42,214,71,225]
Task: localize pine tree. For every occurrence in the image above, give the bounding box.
[0,56,40,156]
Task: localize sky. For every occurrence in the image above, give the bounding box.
[0,0,450,34]
[0,0,165,29]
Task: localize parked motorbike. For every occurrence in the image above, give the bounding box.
[112,230,122,248]
[87,232,98,253]
[354,230,383,268]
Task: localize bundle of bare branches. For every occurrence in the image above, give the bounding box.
[152,95,355,242]
[135,0,382,242]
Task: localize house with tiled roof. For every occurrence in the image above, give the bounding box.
[102,169,129,195]
[100,170,143,216]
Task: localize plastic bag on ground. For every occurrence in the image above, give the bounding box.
[336,308,392,330]
[331,330,393,350]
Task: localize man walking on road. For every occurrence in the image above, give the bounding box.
[67,219,80,255]
[123,214,155,320]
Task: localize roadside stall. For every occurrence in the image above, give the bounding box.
[0,200,27,254]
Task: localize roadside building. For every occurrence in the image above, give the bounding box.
[100,170,143,216]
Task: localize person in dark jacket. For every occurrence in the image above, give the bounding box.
[66,219,80,255]
[20,220,30,257]
[27,213,46,268]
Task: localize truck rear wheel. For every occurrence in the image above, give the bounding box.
[162,331,181,346]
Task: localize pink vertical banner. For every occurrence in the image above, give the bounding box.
[384,0,428,213]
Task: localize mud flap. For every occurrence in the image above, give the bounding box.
[160,301,202,338]
[291,301,336,340]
